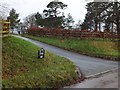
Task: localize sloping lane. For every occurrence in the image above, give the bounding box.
[13,35,118,76]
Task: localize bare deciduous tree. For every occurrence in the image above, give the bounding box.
[0,3,9,20]
[23,13,36,28]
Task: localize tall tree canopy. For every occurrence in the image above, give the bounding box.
[63,13,74,29]
[23,13,36,27]
[42,1,67,28]
[43,1,67,17]
[81,1,120,33]
[35,12,43,26]
[7,8,20,29]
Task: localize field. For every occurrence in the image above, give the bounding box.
[2,36,80,88]
[22,34,119,61]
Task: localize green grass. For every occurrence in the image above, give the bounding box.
[22,34,119,60]
[2,36,79,88]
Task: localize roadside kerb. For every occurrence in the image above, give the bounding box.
[86,67,119,79]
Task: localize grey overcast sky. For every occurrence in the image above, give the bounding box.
[0,0,90,23]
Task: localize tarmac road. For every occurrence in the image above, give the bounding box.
[13,35,118,76]
[64,69,119,88]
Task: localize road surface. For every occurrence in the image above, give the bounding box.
[64,69,118,88]
[13,35,118,77]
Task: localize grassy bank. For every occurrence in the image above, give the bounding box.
[22,34,119,60]
[2,36,80,88]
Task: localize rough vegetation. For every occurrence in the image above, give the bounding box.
[22,34,119,61]
[2,36,81,88]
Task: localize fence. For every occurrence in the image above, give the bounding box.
[27,27,119,39]
[0,19,10,37]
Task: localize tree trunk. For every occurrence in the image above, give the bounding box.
[99,22,101,32]
[111,22,113,33]
[116,21,119,34]
[114,2,119,34]
[95,20,98,32]
[116,14,120,35]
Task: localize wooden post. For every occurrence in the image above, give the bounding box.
[1,19,10,37]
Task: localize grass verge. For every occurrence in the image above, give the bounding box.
[2,36,81,88]
[22,34,119,61]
